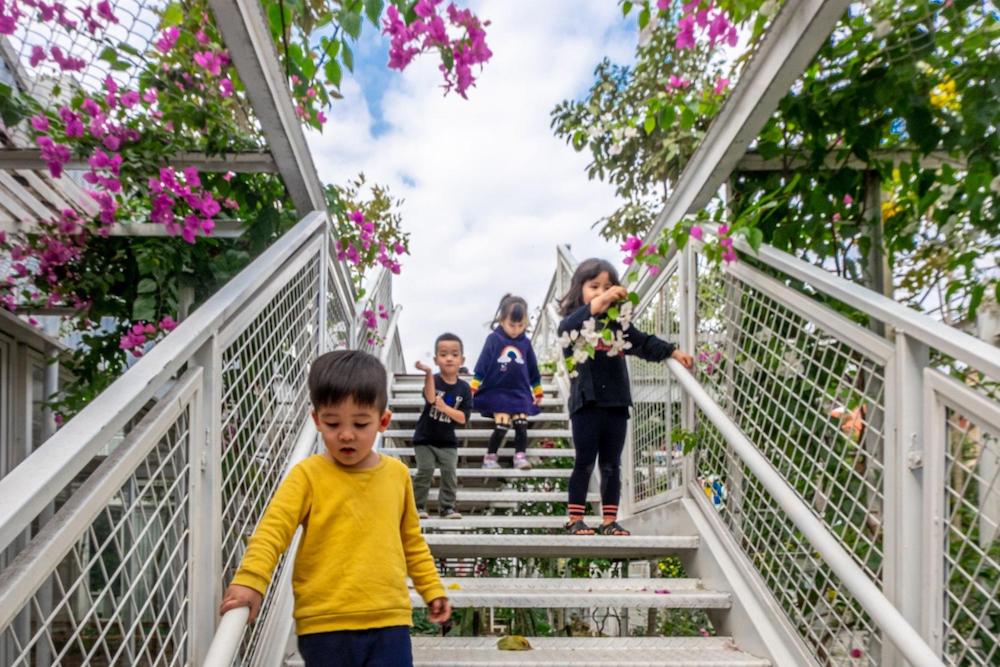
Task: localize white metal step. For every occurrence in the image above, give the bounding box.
[391,412,570,423]
[420,516,603,530]
[390,397,562,409]
[383,447,575,458]
[424,490,597,503]
[385,429,572,440]
[393,382,559,394]
[409,637,770,666]
[412,577,731,609]
[425,534,699,558]
[411,468,572,479]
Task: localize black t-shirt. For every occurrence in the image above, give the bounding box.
[411,374,472,447]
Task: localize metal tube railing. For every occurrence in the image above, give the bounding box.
[666,357,945,667]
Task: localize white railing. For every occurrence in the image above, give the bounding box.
[0,211,403,666]
[536,237,999,666]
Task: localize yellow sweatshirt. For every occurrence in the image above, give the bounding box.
[231,453,445,635]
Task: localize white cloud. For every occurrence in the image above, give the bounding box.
[307,1,636,368]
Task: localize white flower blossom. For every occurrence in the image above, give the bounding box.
[609,143,624,157]
[587,126,602,139]
[874,20,891,38]
[572,348,590,364]
[623,126,638,139]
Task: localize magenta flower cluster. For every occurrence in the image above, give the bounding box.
[149,167,224,244]
[0,0,119,65]
[361,303,389,331]
[118,316,178,357]
[383,0,492,98]
[335,209,406,276]
[621,234,662,275]
[670,0,738,51]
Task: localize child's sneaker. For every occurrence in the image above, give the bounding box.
[513,452,532,470]
[417,508,429,519]
[440,508,463,520]
[482,454,501,469]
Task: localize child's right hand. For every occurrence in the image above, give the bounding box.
[415,361,433,374]
[220,584,263,623]
[590,286,629,315]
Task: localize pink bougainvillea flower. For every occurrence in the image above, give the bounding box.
[196,30,210,45]
[142,88,158,104]
[96,0,117,24]
[620,234,643,254]
[160,316,178,332]
[714,77,729,95]
[30,114,50,132]
[222,170,235,182]
[0,15,16,36]
[722,248,737,263]
[316,110,328,125]
[218,78,234,97]
[29,45,46,67]
[690,225,704,240]
[155,26,180,54]
[656,0,669,10]
[843,193,854,205]
[194,51,224,77]
[120,90,140,108]
[675,15,696,49]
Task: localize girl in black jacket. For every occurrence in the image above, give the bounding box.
[558,258,693,535]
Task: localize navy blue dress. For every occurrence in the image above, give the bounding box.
[470,329,543,417]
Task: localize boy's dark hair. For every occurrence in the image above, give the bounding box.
[491,294,529,330]
[559,258,621,316]
[435,332,464,354]
[308,350,387,411]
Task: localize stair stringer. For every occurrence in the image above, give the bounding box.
[622,495,818,667]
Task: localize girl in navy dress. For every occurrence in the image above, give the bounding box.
[471,294,544,471]
[558,259,694,535]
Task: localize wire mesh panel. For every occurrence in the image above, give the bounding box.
[939,396,1000,666]
[326,255,351,353]
[694,257,887,585]
[697,408,881,665]
[5,0,166,100]
[629,266,685,505]
[218,258,320,662]
[0,408,192,666]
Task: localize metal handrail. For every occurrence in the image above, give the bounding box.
[0,211,331,555]
[666,358,945,667]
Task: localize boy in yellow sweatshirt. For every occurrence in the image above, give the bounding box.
[220,350,451,666]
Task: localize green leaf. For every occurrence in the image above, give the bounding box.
[746,227,764,252]
[98,46,118,64]
[628,292,639,306]
[657,105,676,129]
[117,42,141,57]
[132,295,157,322]
[622,2,633,16]
[325,60,343,88]
[968,283,986,319]
[680,107,697,131]
[607,306,620,320]
[638,6,650,29]
[137,278,158,294]
[161,2,184,28]
[341,39,354,72]
[643,115,656,134]
[601,328,613,342]
[340,11,363,39]
[364,0,384,26]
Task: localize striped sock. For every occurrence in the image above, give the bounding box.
[568,503,587,522]
[602,504,619,523]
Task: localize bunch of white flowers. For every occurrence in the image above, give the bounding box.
[556,311,635,378]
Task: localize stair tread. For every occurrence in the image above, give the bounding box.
[385,429,572,438]
[420,516,603,530]
[408,637,770,666]
[412,577,731,609]
[411,468,572,478]
[382,447,575,458]
[391,397,562,408]
[392,413,570,423]
[424,490,597,502]
[426,534,698,558]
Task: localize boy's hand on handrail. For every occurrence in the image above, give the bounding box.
[670,349,695,370]
[427,597,452,624]
[220,584,263,624]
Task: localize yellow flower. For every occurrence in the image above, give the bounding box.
[881,199,902,220]
[447,582,462,590]
[930,78,960,111]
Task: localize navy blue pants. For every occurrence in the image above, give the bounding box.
[297,626,412,667]
[568,406,630,518]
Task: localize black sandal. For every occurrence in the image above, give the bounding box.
[596,521,630,536]
[565,519,595,535]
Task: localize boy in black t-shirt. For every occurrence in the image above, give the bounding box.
[413,333,472,519]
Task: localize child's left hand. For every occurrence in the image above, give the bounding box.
[533,394,544,406]
[671,349,695,369]
[428,597,452,623]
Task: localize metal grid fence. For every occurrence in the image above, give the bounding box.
[697,406,881,665]
[939,392,1000,666]
[218,258,320,663]
[0,403,192,667]
[629,263,685,505]
[694,257,887,584]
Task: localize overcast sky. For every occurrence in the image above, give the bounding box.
[307,1,636,368]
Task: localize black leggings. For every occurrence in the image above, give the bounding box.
[568,406,629,517]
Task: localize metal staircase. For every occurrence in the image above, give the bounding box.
[283,374,774,666]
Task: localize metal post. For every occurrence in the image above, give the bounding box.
[884,333,929,664]
[189,336,223,663]
[975,299,1000,548]
[318,218,330,355]
[678,243,697,488]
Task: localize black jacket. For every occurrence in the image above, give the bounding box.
[558,304,676,415]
